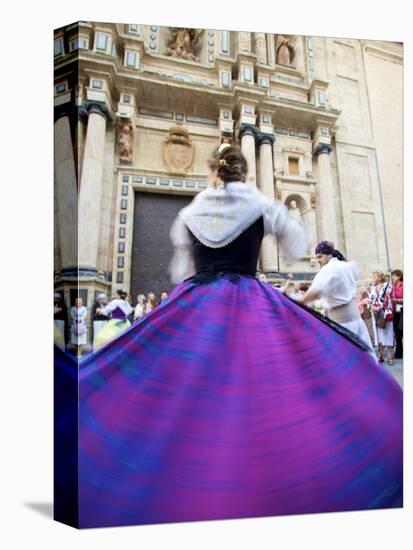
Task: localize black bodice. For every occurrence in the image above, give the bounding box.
[188,216,264,277]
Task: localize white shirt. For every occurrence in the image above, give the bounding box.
[310,257,359,310]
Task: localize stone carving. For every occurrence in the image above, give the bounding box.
[164,28,204,61]
[118,120,134,164]
[254,33,267,64]
[305,170,315,180]
[220,135,233,146]
[162,125,194,175]
[276,35,295,66]
[238,32,251,52]
[274,168,285,178]
[288,200,302,220]
[283,145,304,154]
[275,188,283,201]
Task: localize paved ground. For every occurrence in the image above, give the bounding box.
[383,358,403,388]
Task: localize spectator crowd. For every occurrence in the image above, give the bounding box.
[54,268,403,363]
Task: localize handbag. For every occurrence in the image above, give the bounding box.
[375,310,387,329]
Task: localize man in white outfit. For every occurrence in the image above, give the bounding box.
[299,240,377,363]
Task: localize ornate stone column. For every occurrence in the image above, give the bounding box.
[257,132,278,272]
[313,143,338,244]
[78,101,112,272]
[238,123,258,186]
[54,104,78,270]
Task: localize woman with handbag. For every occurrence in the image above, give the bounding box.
[70,297,88,358]
[369,272,394,365]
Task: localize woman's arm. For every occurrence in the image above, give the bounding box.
[168,214,196,285]
[263,201,310,263]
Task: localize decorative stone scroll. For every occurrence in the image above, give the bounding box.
[162,125,194,175]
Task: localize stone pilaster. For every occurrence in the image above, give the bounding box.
[78,101,112,272]
[257,132,278,272]
[54,103,78,270]
[313,143,338,244]
[238,123,258,186]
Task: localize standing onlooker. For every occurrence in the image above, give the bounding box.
[369,272,394,365]
[54,292,67,349]
[258,273,268,283]
[160,291,169,303]
[70,297,88,357]
[146,292,157,314]
[391,269,403,359]
[134,294,146,321]
[358,287,375,348]
[92,293,109,350]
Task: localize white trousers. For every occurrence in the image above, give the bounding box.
[341,318,378,364]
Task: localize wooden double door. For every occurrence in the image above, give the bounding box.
[130,191,193,299]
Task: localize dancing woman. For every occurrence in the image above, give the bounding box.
[75,144,402,528]
[93,289,132,350]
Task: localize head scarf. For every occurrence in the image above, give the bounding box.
[315,240,347,261]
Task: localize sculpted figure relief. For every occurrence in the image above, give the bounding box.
[118,120,134,164]
[276,34,295,66]
[164,28,204,61]
[288,200,302,220]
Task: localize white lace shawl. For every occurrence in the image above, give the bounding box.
[168,181,310,284]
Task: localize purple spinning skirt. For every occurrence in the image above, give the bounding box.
[77,274,403,528]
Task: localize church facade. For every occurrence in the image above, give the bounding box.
[54,22,403,324]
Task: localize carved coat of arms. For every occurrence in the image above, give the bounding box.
[162,126,194,175]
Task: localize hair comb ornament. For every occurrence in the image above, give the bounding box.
[218,159,227,166]
[218,142,231,153]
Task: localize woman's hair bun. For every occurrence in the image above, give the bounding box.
[207,144,248,183]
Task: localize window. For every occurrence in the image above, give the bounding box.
[120,213,127,224]
[318,90,326,106]
[121,185,128,196]
[243,66,252,82]
[116,272,124,284]
[221,30,229,54]
[119,227,126,238]
[96,32,109,51]
[288,157,300,175]
[69,37,88,51]
[128,24,139,34]
[54,37,64,57]
[120,199,128,210]
[221,71,230,88]
[55,82,67,95]
[118,242,125,253]
[125,50,137,68]
[117,257,125,268]
[91,79,103,89]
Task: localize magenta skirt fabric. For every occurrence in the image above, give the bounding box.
[77,274,403,528]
